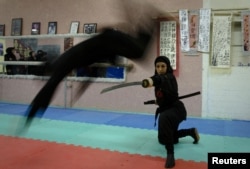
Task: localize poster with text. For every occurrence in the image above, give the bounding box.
[198,8,211,52]
[187,10,199,55]
[159,21,177,70]
[179,9,190,52]
[211,15,232,68]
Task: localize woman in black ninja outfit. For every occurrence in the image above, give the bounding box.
[142,56,200,168]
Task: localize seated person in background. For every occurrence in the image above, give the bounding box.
[36,50,47,61]
[16,54,26,74]
[4,47,17,75]
[27,50,47,75]
[35,50,47,75]
[28,51,37,61]
[27,51,37,75]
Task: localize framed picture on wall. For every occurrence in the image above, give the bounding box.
[0,24,5,36]
[11,18,23,36]
[84,23,97,34]
[31,22,41,35]
[47,22,57,35]
[70,21,79,34]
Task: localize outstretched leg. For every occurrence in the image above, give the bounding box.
[177,128,200,144]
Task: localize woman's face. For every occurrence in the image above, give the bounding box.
[155,62,167,75]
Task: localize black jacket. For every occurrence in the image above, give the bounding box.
[152,74,187,121]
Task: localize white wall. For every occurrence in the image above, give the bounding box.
[202,0,250,120]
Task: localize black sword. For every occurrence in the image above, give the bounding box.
[144,91,201,104]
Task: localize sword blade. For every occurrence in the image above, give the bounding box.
[101,81,141,94]
[101,81,201,100]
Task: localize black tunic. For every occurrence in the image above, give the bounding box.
[152,74,187,145]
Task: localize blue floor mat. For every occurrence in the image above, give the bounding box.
[0,102,250,138]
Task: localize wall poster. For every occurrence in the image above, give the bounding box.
[211,14,232,68]
[242,11,250,55]
[187,10,199,55]
[13,39,38,58]
[11,18,22,36]
[179,9,190,52]
[198,8,211,53]
[159,21,177,70]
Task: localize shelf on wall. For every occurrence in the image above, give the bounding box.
[0,61,133,68]
[0,32,131,82]
[0,33,98,39]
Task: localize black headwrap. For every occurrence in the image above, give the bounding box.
[154,56,173,74]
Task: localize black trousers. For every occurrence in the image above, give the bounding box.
[158,107,183,146]
[157,100,189,154]
[25,28,152,123]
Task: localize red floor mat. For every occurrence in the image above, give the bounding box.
[0,135,207,169]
